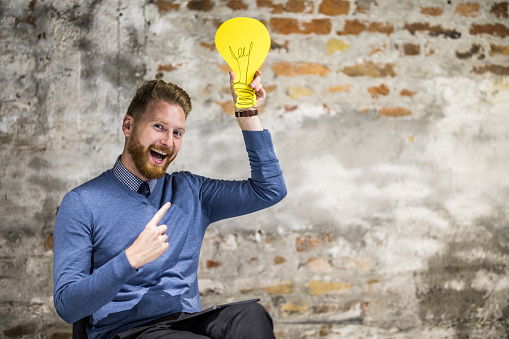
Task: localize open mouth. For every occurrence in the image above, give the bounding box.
[149,148,170,164]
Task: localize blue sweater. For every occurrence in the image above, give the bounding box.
[53,130,286,339]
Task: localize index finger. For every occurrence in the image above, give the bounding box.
[250,71,262,88]
[150,202,171,225]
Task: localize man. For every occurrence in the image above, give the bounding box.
[53,70,286,339]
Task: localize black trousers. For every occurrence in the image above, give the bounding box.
[113,301,275,339]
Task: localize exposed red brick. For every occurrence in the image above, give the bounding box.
[420,6,443,16]
[309,280,351,295]
[280,301,308,316]
[378,106,412,117]
[406,43,420,55]
[356,6,366,14]
[319,0,350,15]
[270,39,289,52]
[470,23,509,38]
[395,43,420,55]
[206,259,222,269]
[285,0,314,13]
[312,304,339,314]
[200,42,215,51]
[455,44,482,59]
[14,15,37,28]
[400,89,417,97]
[288,86,314,99]
[368,84,390,98]
[236,279,254,294]
[341,61,396,77]
[270,18,331,35]
[337,19,366,35]
[274,255,286,265]
[187,0,214,11]
[272,62,332,76]
[370,44,386,56]
[261,280,294,294]
[225,0,249,10]
[215,100,235,115]
[215,63,231,73]
[346,257,373,271]
[355,0,375,14]
[307,257,332,272]
[45,234,53,251]
[210,18,226,29]
[157,63,183,72]
[320,327,331,336]
[14,0,38,28]
[337,19,393,36]
[264,84,278,93]
[284,105,298,112]
[405,23,461,39]
[455,3,480,17]
[296,236,321,252]
[157,0,180,12]
[368,22,394,35]
[472,65,509,76]
[490,2,509,18]
[325,84,351,92]
[490,43,509,56]
[257,0,284,13]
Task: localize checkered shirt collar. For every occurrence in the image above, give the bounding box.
[112,156,157,193]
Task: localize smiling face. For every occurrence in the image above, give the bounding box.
[121,100,186,180]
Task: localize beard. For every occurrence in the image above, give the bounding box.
[127,128,175,180]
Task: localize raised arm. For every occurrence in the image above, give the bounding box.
[198,70,286,223]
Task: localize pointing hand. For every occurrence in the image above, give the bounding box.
[126,202,171,270]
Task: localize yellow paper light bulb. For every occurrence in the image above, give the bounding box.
[215,17,271,109]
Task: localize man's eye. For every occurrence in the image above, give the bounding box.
[155,124,164,130]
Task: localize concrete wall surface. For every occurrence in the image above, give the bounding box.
[1,0,509,338]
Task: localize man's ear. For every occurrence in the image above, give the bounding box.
[122,114,133,137]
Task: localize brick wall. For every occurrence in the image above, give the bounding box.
[1,0,509,338]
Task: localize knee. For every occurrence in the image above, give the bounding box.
[227,302,274,339]
[234,302,274,331]
[237,302,270,320]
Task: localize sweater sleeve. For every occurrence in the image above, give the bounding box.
[53,190,137,323]
[200,129,287,224]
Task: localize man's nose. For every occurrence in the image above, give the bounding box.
[161,131,172,148]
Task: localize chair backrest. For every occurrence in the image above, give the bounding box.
[73,317,89,339]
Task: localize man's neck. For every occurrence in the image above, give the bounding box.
[113,155,157,193]
[120,151,149,182]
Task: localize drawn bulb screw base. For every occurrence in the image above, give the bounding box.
[233,82,256,108]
